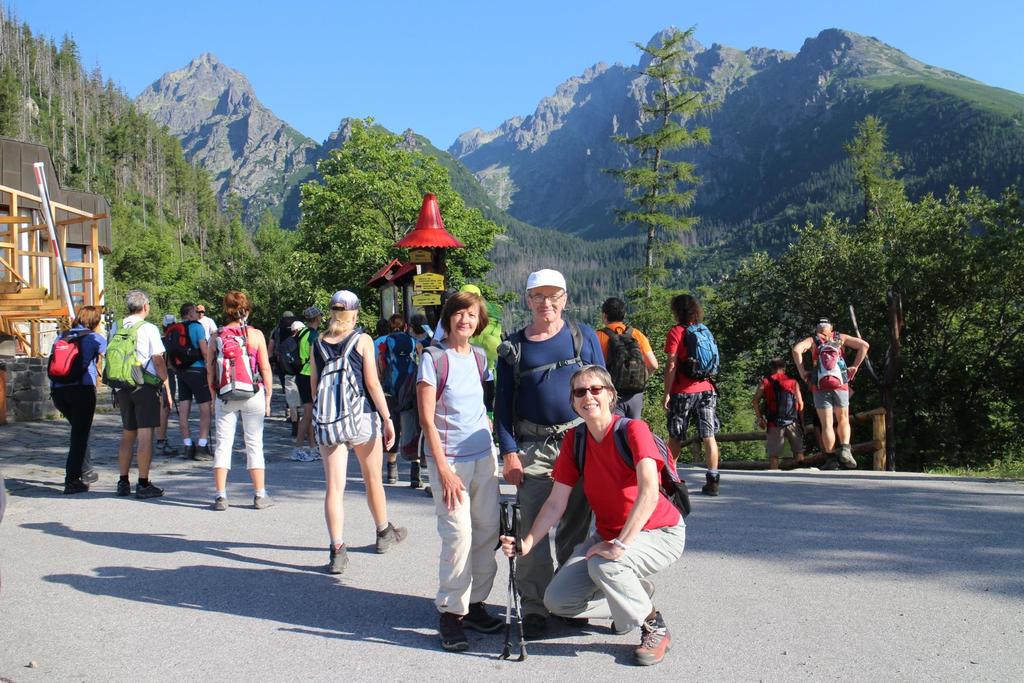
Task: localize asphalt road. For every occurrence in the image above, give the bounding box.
[1,408,1022,682]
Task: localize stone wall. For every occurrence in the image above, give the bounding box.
[1,357,60,421]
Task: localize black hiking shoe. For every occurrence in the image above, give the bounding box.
[463,602,503,633]
[63,479,89,495]
[821,454,840,470]
[376,522,408,553]
[116,479,132,497]
[553,614,589,628]
[327,544,349,575]
[192,444,213,461]
[386,461,398,484]
[522,613,548,639]
[409,461,421,488]
[439,612,469,651]
[135,482,164,499]
[701,472,720,496]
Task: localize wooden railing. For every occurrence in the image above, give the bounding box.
[681,407,888,471]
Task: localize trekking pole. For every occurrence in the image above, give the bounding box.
[498,502,527,661]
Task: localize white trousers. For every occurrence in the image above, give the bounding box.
[213,389,266,470]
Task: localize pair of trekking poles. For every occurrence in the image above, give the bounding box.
[499,501,527,661]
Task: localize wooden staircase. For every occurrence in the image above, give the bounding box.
[0,282,69,355]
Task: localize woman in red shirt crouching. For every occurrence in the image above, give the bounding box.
[500,365,685,667]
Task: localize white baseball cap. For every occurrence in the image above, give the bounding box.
[329,290,360,310]
[526,269,566,292]
[290,320,305,333]
[162,314,176,327]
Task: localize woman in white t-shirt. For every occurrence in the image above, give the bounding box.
[417,291,503,651]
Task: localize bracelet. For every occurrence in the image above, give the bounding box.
[611,538,629,550]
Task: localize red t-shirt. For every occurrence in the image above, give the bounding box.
[664,325,714,394]
[761,372,799,428]
[553,416,681,541]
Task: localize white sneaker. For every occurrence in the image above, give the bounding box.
[291,447,307,461]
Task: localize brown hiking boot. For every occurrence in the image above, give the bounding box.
[635,611,671,666]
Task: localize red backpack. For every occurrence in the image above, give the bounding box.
[164,321,204,370]
[47,329,89,382]
[214,325,260,400]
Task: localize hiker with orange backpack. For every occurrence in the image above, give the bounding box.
[205,290,275,511]
[791,318,870,470]
[48,305,106,494]
[417,290,503,652]
[753,358,806,470]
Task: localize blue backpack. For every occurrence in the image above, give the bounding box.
[682,323,720,380]
[383,331,418,402]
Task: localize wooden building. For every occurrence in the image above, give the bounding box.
[0,136,111,356]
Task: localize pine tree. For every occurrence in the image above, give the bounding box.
[606,27,712,295]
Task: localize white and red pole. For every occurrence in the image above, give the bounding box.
[32,162,75,319]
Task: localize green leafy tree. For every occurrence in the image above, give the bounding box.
[295,119,501,318]
[606,27,712,295]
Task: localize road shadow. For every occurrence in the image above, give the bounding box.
[22,521,321,573]
[42,564,479,654]
[682,476,1024,599]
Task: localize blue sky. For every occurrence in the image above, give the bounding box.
[12,0,1024,148]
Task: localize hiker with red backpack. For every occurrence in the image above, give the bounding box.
[663,294,723,496]
[167,303,213,461]
[753,358,806,469]
[310,290,407,575]
[500,364,686,667]
[595,297,659,419]
[791,318,870,470]
[417,290,503,651]
[48,305,106,494]
[205,290,275,511]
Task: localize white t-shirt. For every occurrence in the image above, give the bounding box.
[199,315,218,339]
[120,315,166,375]
[417,347,492,461]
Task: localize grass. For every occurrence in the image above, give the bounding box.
[928,458,1024,480]
[856,75,1024,120]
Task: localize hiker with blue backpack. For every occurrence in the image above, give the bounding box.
[663,294,723,496]
[753,358,806,469]
[791,318,870,471]
[382,314,425,486]
[500,364,687,667]
[310,290,407,575]
[495,268,604,639]
[416,290,504,651]
[47,305,106,494]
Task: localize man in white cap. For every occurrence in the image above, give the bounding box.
[495,268,604,638]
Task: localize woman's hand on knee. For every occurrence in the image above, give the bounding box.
[585,540,623,561]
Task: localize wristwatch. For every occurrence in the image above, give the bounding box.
[611,538,629,551]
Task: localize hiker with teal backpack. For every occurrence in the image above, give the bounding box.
[48,305,106,494]
[663,294,722,496]
[310,290,407,575]
[791,318,870,470]
[103,289,171,499]
[383,314,424,486]
[416,290,504,651]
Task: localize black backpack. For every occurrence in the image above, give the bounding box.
[767,376,798,427]
[277,329,307,376]
[164,321,204,370]
[603,326,648,395]
[572,418,691,518]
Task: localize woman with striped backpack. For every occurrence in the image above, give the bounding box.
[310,290,407,576]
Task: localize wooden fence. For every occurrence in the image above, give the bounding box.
[681,407,888,471]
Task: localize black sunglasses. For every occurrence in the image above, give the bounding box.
[572,385,608,398]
